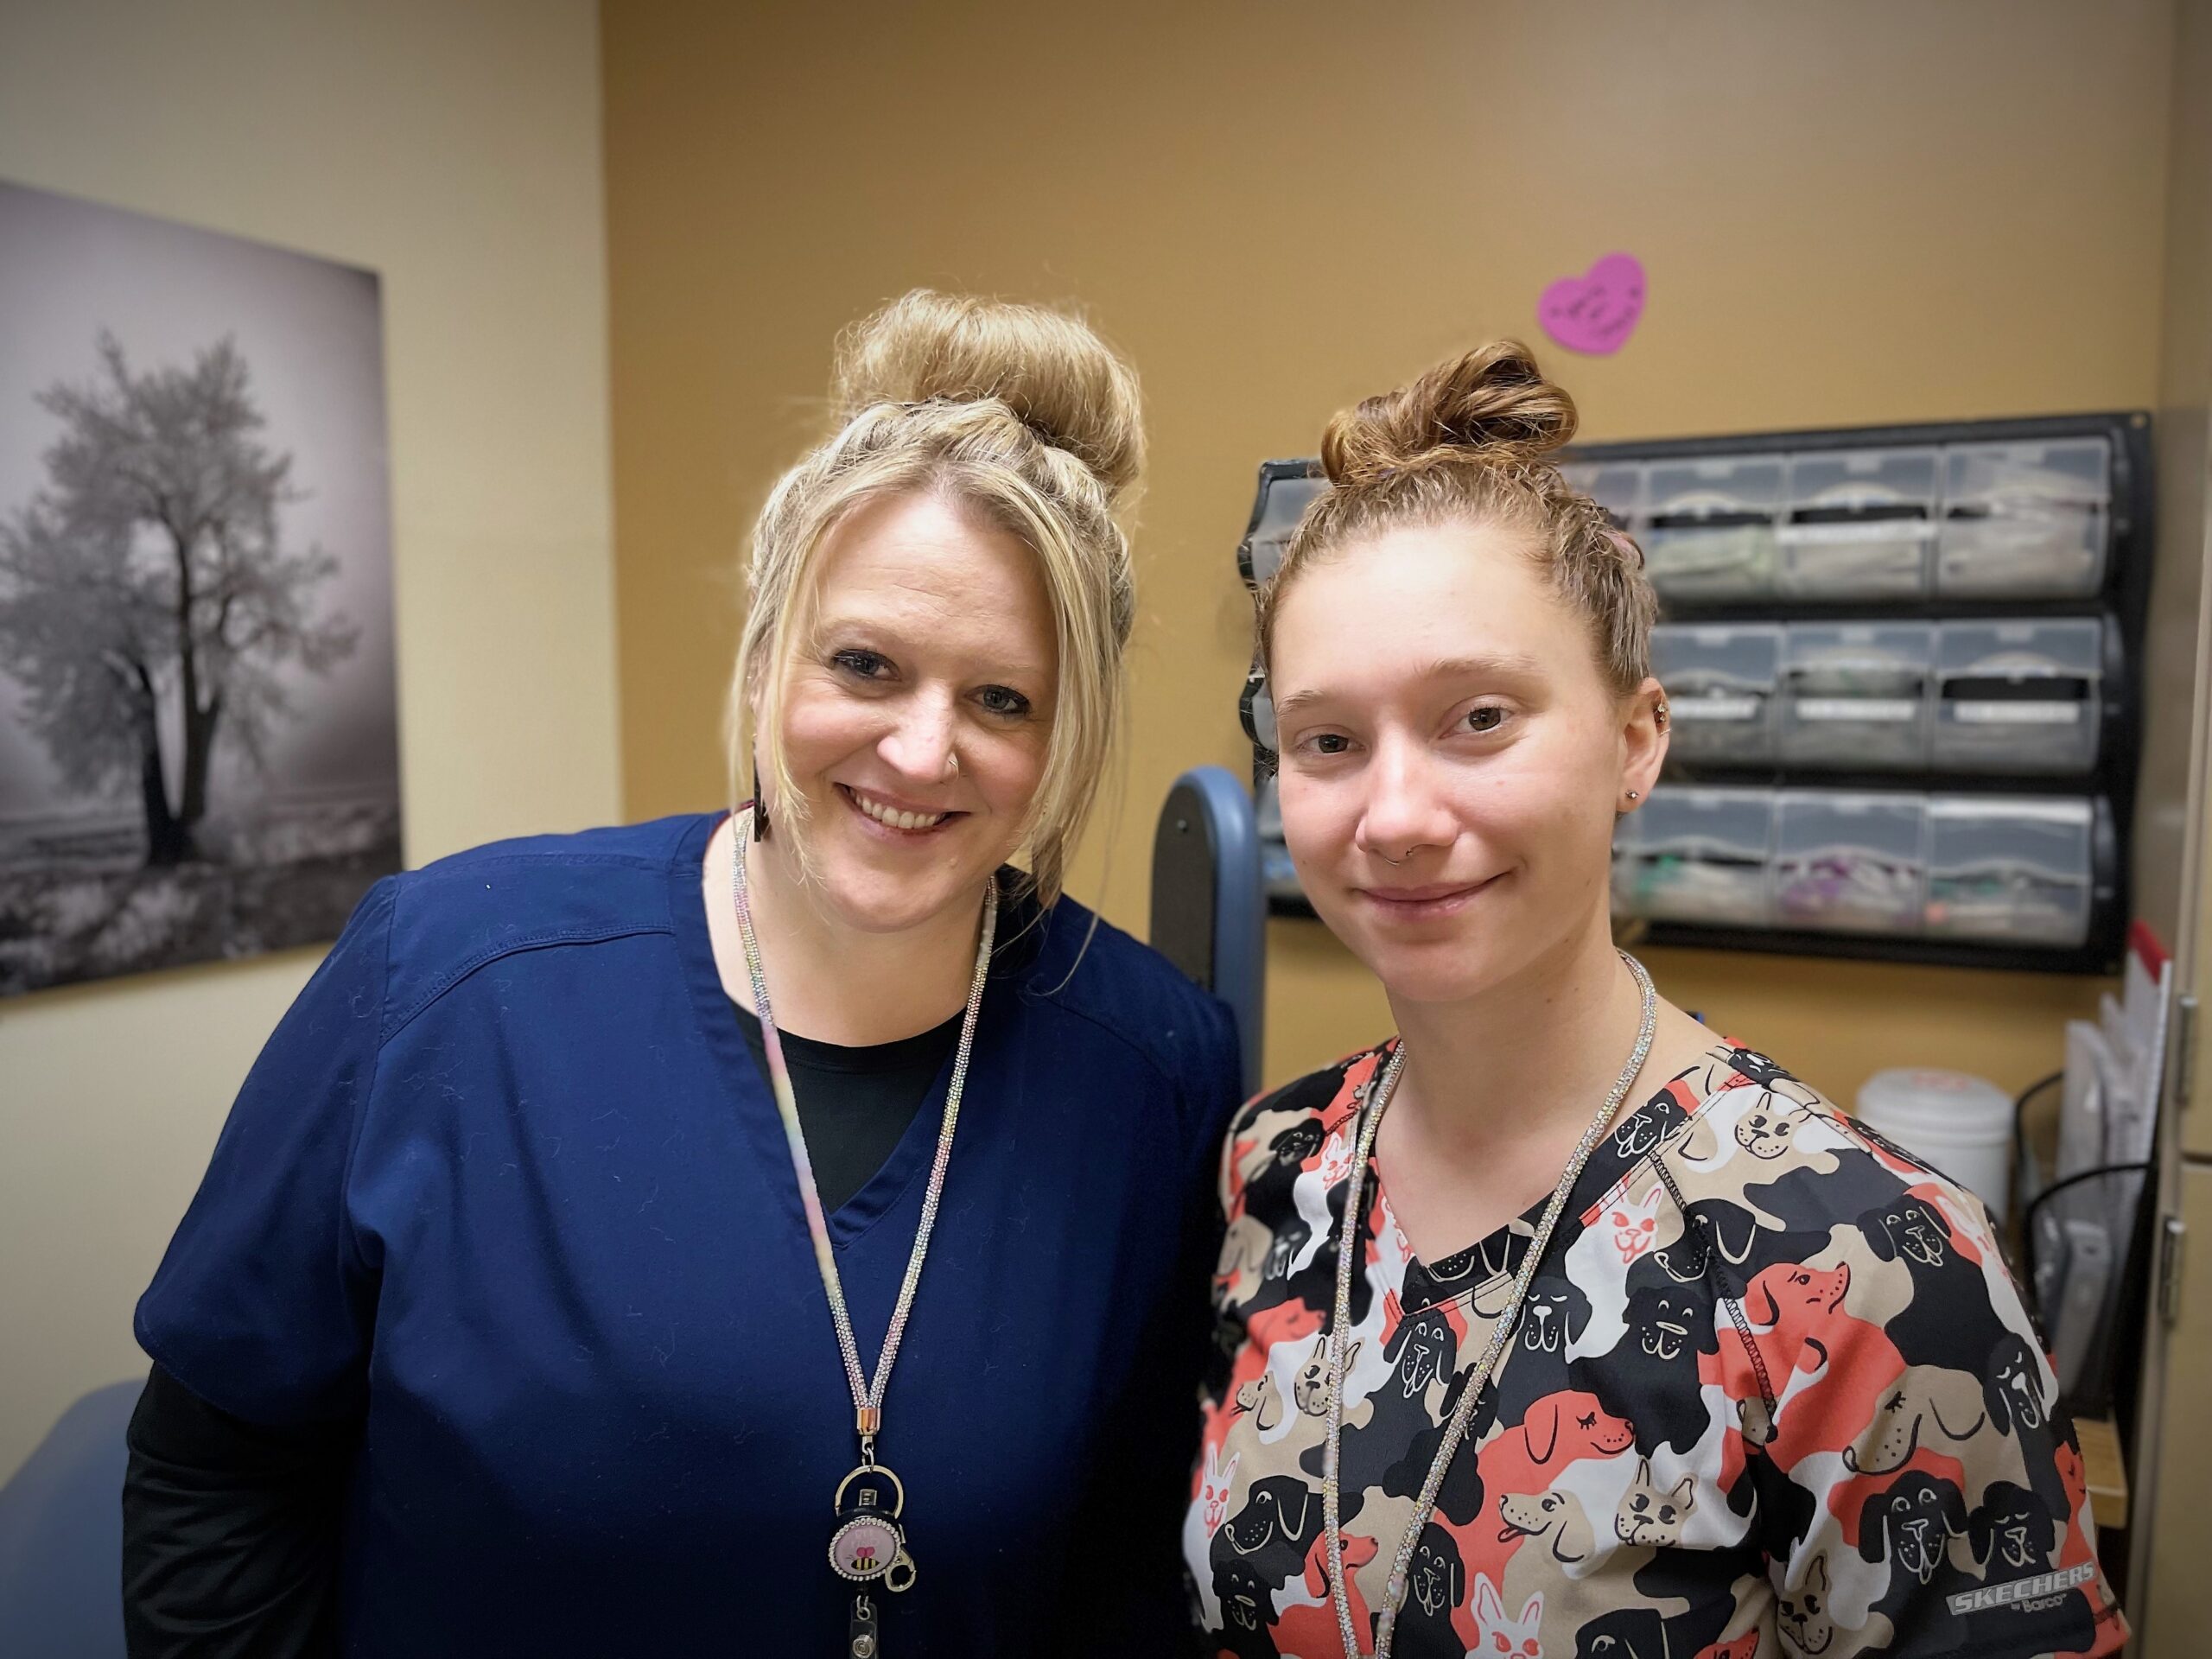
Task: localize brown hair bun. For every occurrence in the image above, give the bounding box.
[833,289,1145,505]
[1319,339,1578,486]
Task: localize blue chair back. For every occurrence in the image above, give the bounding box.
[1149,765,1266,1097]
[0,1379,136,1658]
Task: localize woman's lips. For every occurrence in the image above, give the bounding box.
[1354,874,1503,918]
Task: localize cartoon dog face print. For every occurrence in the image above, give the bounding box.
[1613,1456,1696,1548]
[1747,1262,1851,1330]
[1777,1552,1834,1656]
[1609,1184,1663,1265]
[1268,1119,1325,1170]
[1521,1391,1637,1467]
[1292,1334,1358,1417]
[1262,1216,1312,1282]
[1627,1285,1709,1363]
[1574,1605,1667,1658]
[1519,1277,1592,1357]
[1498,1484,1595,1567]
[1866,1199,1950,1269]
[1723,1046,1793,1089]
[1857,1471,1967,1586]
[1470,1573,1541,1659]
[1735,1096,1819,1160]
[1969,1480,2056,1573]
[1842,1364,1987,1476]
[1216,1215,1271,1286]
[1199,1446,1239,1536]
[1216,1475,1324,1585]
[1984,1333,2049,1435]
[1234,1370,1284,1433]
[1403,1522,1465,1623]
[1612,1109,1664,1161]
[1211,1554,1273,1637]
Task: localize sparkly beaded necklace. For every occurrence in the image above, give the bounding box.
[729,806,995,1657]
[1320,950,1657,1659]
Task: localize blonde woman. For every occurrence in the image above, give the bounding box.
[124,293,1241,1657]
[1187,343,2125,1659]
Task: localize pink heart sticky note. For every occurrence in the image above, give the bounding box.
[1538,252,1646,356]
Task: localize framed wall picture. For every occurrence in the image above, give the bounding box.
[0,181,402,995]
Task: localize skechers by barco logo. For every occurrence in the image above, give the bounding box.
[1946,1562,2097,1615]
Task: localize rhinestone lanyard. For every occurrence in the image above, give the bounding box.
[1322,951,1657,1659]
[729,806,996,1655]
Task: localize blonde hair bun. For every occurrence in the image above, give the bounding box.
[1319,338,1578,486]
[833,289,1145,505]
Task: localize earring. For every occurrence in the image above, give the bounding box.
[1655,702,1670,729]
[750,749,771,842]
[1625,790,1641,804]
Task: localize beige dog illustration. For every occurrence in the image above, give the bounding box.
[1292,1333,1361,1416]
[1497,1485,1595,1567]
[1233,1370,1284,1432]
[1843,1364,1987,1475]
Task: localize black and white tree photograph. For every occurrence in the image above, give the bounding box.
[0,181,401,996]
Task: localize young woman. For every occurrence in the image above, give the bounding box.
[124,291,1242,1657]
[1185,342,2126,1659]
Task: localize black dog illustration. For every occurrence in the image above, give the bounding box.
[1495,1271,1592,1421]
[1400,1521,1465,1637]
[1859,1197,2009,1363]
[1212,1475,1324,1590]
[1969,1480,2056,1574]
[1857,1471,1967,1587]
[1573,1605,1668,1658]
[1580,1283,1716,1454]
[1245,1119,1324,1213]
[1208,1553,1281,1659]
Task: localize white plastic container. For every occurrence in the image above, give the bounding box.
[1853,1067,2016,1220]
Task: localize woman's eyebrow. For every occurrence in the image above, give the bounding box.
[1273,652,1545,720]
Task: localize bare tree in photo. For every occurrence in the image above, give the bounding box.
[0,334,358,864]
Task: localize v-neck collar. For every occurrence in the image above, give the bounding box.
[669,811,959,1249]
[1362,1036,1743,1313]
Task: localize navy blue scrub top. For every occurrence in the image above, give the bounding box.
[136,812,1243,1656]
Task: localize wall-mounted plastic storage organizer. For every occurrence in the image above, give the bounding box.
[1235,411,2150,975]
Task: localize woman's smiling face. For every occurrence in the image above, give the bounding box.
[1267,519,1662,1004]
[763,488,1057,935]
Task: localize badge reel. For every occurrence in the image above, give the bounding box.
[830,1461,914,1657]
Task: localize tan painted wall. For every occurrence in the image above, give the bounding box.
[605,0,2171,1111]
[0,0,620,1485]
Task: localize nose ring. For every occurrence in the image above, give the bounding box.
[943,750,960,780]
[1376,849,1408,866]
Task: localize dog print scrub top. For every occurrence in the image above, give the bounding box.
[1186,1039,2126,1659]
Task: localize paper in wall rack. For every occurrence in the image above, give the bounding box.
[1231,411,2150,975]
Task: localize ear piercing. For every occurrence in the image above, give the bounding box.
[1655,702,1669,729]
[1626,790,1641,804]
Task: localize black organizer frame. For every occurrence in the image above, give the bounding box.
[1236,413,2153,975]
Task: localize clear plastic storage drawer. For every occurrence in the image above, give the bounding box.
[1777,447,1939,600]
[1611,786,1773,928]
[1563,460,1646,533]
[1773,791,1927,936]
[1931,619,2104,776]
[1777,623,1934,769]
[1923,796,2094,948]
[1651,622,1782,766]
[1643,456,1783,601]
[1240,471,1326,588]
[1937,437,2111,599]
